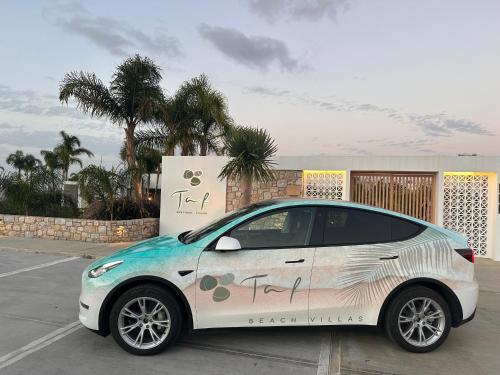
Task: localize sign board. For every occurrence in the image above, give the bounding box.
[159,156,229,235]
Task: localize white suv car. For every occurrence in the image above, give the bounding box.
[79,199,478,355]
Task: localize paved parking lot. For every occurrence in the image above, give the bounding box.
[0,246,499,375]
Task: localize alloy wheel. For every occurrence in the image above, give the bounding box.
[398,297,446,347]
[118,297,171,350]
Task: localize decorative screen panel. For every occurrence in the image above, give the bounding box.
[303,170,345,200]
[350,172,436,222]
[443,173,489,256]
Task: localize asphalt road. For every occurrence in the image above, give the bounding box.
[0,248,498,375]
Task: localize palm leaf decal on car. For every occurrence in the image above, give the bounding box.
[336,228,454,306]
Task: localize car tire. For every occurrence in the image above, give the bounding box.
[384,286,451,353]
[110,284,182,355]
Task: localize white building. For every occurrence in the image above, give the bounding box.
[160,155,500,261]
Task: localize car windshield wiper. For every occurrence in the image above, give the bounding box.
[178,231,191,243]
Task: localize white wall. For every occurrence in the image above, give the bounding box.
[278,155,500,260]
[159,156,229,235]
[157,154,500,260]
[275,155,500,172]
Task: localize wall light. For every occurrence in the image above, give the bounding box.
[303,170,346,175]
[444,172,492,176]
[115,225,126,237]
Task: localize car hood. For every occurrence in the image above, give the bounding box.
[90,234,185,267]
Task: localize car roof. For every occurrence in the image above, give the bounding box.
[255,198,423,220]
[257,198,467,245]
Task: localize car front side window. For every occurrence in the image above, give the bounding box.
[229,207,316,249]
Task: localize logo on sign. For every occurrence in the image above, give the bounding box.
[171,169,210,214]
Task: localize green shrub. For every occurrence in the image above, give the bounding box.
[82,197,159,220]
[0,168,80,218]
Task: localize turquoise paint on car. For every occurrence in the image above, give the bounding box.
[79,198,478,355]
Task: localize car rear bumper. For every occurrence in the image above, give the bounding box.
[456,308,476,327]
[454,281,479,321]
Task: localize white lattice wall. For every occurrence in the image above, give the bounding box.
[303,170,346,200]
[442,173,490,256]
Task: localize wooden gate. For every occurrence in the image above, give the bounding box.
[350,172,436,223]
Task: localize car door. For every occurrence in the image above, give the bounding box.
[196,206,317,329]
[309,206,395,325]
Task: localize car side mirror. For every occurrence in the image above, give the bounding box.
[215,236,241,251]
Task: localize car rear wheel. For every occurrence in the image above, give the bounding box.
[110,284,182,355]
[385,286,451,353]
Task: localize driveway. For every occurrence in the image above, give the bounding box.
[0,245,498,375]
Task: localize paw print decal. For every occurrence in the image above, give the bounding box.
[199,273,234,302]
[183,169,203,186]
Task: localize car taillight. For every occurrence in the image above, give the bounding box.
[455,248,474,263]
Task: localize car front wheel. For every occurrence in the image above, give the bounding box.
[110,284,182,355]
[385,286,451,353]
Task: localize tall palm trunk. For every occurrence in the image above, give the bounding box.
[154,169,160,201]
[165,145,175,156]
[240,173,252,207]
[125,125,142,202]
[181,142,190,156]
[146,173,151,198]
[200,141,208,156]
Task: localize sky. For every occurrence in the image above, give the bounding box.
[1,0,499,170]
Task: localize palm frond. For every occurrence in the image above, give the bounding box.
[335,228,454,307]
[219,126,277,183]
[59,71,121,121]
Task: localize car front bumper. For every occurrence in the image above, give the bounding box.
[79,297,102,331]
[79,275,109,331]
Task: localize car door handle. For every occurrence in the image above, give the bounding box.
[379,255,399,260]
[285,259,305,264]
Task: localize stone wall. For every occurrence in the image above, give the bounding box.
[226,170,303,211]
[0,214,159,243]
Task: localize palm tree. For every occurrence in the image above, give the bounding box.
[177,74,232,155]
[120,141,162,200]
[135,74,232,157]
[219,126,277,207]
[0,167,61,216]
[52,131,94,181]
[59,54,165,201]
[40,150,63,173]
[135,90,199,157]
[22,154,42,178]
[74,165,128,220]
[138,148,162,200]
[6,150,26,178]
[6,151,41,179]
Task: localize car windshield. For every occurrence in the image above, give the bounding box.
[179,201,277,244]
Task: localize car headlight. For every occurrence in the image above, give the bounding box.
[88,260,124,278]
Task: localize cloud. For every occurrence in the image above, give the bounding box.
[0,84,123,168]
[198,24,304,72]
[246,86,290,96]
[0,84,83,119]
[247,0,351,23]
[244,85,494,139]
[300,94,493,138]
[408,113,493,137]
[0,123,121,169]
[333,144,373,156]
[44,3,182,58]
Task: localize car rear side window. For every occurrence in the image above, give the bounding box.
[390,216,423,241]
[322,207,423,246]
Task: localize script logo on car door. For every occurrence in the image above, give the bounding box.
[199,273,302,304]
